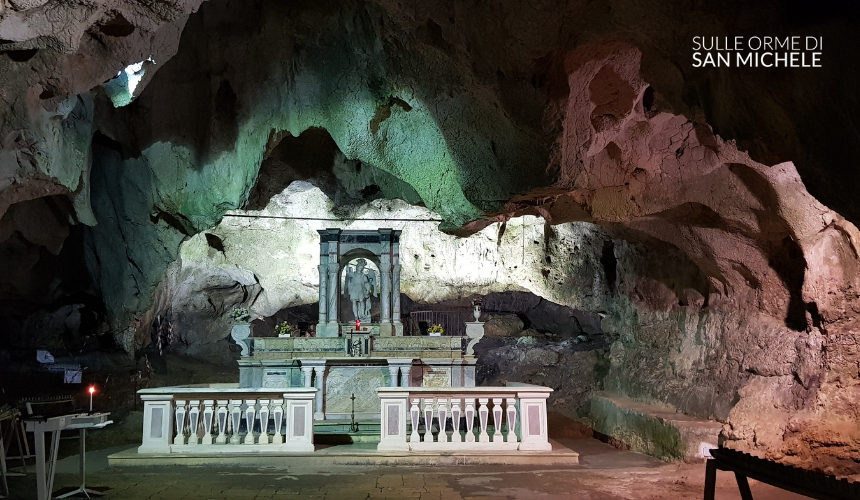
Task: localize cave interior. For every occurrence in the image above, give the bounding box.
[1,0,860,489]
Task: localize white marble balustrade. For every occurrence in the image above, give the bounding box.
[138,384,316,454]
[377,384,552,452]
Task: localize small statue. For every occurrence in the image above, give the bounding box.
[346,259,376,323]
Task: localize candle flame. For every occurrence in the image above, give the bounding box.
[89,386,95,394]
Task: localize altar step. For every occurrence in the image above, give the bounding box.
[314,420,381,444]
[588,392,722,462]
[107,439,579,467]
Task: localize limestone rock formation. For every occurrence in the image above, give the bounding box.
[0,0,859,472]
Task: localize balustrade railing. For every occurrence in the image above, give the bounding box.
[406,310,473,336]
[377,383,552,452]
[138,384,316,454]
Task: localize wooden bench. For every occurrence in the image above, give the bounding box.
[704,447,860,500]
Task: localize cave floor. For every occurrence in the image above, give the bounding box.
[4,438,807,499]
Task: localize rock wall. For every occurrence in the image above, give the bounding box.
[0,0,858,472]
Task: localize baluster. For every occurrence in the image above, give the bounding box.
[257,399,271,445]
[243,399,257,444]
[492,398,503,442]
[423,398,434,442]
[478,397,490,442]
[188,400,201,446]
[173,400,187,445]
[505,398,518,443]
[451,399,462,443]
[409,398,420,443]
[202,400,215,445]
[272,399,284,445]
[437,398,449,443]
[464,398,476,443]
[215,400,228,444]
[229,399,242,444]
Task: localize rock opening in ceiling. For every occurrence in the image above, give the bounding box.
[102,57,155,108]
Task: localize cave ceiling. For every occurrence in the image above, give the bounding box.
[0,0,859,331]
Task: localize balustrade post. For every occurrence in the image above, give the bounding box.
[437,398,449,443]
[492,398,503,442]
[516,389,552,451]
[173,400,187,446]
[202,400,215,445]
[187,400,201,446]
[138,395,173,454]
[377,390,408,451]
[243,399,257,444]
[409,398,420,444]
[423,399,434,442]
[464,398,476,443]
[229,400,242,444]
[451,399,462,443]
[258,399,271,445]
[478,398,490,443]
[505,398,518,443]
[215,400,229,444]
[272,399,284,445]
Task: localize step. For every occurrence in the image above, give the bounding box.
[108,440,580,467]
[588,392,722,462]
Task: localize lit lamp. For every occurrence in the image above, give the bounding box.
[355,320,361,331]
[88,385,95,412]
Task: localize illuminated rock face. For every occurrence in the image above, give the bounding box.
[1,0,860,471]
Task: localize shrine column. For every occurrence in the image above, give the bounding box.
[325,229,340,337]
[313,365,325,420]
[317,252,328,324]
[379,229,393,336]
[392,231,403,335]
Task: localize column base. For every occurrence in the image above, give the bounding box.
[393,322,403,336]
[317,323,340,337]
[379,323,394,337]
[314,412,325,421]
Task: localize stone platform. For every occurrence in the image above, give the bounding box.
[588,392,722,462]
[107,439,579,467]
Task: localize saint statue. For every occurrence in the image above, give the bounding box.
[346,259,376,323]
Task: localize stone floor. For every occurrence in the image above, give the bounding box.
[4,438,808,499]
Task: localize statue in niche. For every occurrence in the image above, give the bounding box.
[346,259,376,323]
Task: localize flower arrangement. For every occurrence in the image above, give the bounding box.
[427,324,444,334]
[230,308,251,323]
[274,322,295,337]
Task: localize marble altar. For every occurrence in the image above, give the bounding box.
[235,229,485,421]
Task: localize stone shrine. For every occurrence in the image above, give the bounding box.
[236,229,484,421]
[317,228,403,337]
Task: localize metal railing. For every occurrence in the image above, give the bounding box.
[406,310,475,336]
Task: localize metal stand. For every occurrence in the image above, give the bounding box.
[33,427,62,500]
[56,429,103,499]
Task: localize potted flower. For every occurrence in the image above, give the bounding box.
[275,322,295,338]
[229,308,253,356]
[230,308,252,323]
[427,324,444,336]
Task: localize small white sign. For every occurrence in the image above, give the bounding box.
[64,369,82,384]
[37,350,55,364]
